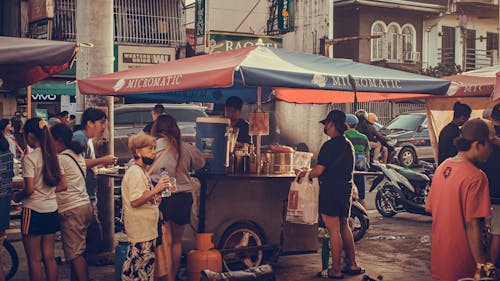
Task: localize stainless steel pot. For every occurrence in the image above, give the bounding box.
[263,151,294,174]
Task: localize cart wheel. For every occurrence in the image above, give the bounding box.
[218,222,266,272]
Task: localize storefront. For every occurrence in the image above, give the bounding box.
[15,78,76,120]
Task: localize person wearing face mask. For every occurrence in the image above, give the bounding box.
[425,118,494,281]
[121,133,169,281]
[299,110,364,279]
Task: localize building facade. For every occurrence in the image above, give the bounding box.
[333,0,499,72]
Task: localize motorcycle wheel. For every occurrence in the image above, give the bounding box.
[349,208,368,242]
[375,189,397,217]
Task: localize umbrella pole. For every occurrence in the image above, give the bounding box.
[256,86,262,174]
[348,75,358,112]
[27,85,32,118]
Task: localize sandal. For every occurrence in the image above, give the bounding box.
[341,266,366,275]
[316,269,344,279]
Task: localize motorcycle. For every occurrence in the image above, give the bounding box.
[368,161,433,217]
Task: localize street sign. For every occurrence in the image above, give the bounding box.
[278,0,294,33]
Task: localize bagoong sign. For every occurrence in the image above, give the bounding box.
[207,32,282,54]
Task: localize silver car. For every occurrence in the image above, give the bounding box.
[380,113,434,168]
[113,103,207,164]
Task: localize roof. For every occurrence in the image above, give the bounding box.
[334,0,446,13]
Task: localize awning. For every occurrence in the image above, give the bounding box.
[15,79,76,96]
[0,36,79,90]
[78,46,450,102]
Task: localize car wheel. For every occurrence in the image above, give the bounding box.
[398,147,417,168]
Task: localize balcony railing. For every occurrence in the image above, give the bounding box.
[438,47,496,70]
[53,0,185,46]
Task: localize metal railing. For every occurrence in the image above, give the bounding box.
[53,0,185,46]
[328,102,425,126]
[438,47,496,70]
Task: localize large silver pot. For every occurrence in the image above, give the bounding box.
[263,151,294,174]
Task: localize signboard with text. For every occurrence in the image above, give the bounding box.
[28,0,54,23]
[117,45,176,71]
[195,0,206,54]
[208,32,282,53]
[29,19,52,40]
[278,0,294,32]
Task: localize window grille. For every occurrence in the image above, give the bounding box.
[53,0,185,47]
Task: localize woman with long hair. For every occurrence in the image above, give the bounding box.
[150,114,205,281]
[0,118,16,157]
[50,124,92,281]
[12,117,67,281]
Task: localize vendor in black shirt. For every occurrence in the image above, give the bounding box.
[438,101,471,165]
[298,110,364,279]
[225,96,250,148]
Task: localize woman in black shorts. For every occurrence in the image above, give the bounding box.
[13,118,67,281]
[149,114,205,280]
[299,110,364,279]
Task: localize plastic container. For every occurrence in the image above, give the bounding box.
[196,117,230,174]
[293,151,313,170]
[114,240,130,281]
[160,168,171,198]
[187,233,222,281]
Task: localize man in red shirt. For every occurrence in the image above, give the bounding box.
[426,118,493,281]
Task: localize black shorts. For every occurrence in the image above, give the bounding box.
[159,192,193,226]
[353,175,366,200]
[318,183,352,218]
[21,208,60,235]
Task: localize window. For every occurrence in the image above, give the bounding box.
[371,21,386,61]
[402,24,416,60]
[370,21,418,63]
[387,23,401,61]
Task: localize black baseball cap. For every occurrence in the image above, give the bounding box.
[320,110,346,125]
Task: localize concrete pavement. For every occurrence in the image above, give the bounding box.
[5,191,433,281]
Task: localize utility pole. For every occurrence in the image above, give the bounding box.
[76,0,115,264]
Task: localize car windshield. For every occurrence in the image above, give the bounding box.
[386,114,424,131]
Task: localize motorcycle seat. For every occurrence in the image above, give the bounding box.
[397,169,429,182]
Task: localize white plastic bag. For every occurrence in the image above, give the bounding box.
[286,172,320,225]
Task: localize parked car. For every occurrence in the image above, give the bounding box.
[114,103,208,164]
[379,112,433,168]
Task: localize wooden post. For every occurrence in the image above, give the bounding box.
[27,86,32,118]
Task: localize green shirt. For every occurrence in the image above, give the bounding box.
[345,129,370,153]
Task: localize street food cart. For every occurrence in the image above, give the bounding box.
[78,46,451,269]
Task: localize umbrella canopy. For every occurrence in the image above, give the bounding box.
[78,46,450,103]
[443,65,500,98]
[0,36,79,91]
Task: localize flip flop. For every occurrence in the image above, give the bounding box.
[316,269,344,279]
[341,267,366,275]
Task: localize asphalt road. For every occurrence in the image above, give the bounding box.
[4,187,433,281]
